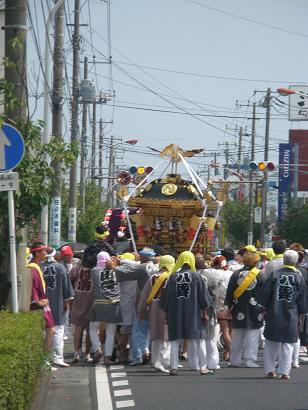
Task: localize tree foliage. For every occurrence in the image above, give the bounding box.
[61,182,108,245]
[221,200,260,248]
[278,201,308,247]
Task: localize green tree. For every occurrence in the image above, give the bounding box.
[221,200,260,248]
[61,182,108,245]
[279,201,308,247]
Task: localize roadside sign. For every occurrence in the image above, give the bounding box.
[0,123,25,172]
[254,207,262,224]
[0,172,19,191]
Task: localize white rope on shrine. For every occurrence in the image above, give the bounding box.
[189,165,208,190]
[178,154,203,197]
[189,204,208,252]
[188,162,218,202]
[214,200,223,219]
[123,201,137,253]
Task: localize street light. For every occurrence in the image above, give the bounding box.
[277,87,308,97]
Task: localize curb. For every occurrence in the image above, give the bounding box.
[30,370,52,410]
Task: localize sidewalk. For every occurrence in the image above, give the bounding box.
[39,328,97,410]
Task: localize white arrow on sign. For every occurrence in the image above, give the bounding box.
[0,128,11,170]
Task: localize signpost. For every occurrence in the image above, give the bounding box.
[0,172,20,191]
[278,143,293,222]
[0,123,25,313]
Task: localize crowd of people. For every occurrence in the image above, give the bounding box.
[26,232,308,380]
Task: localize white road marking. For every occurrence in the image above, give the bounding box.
[115,400,135,408]
[95,366,113,410]
[111,372,127,378]
[112,380,129,387]
[110,365,125,370]
[114,389,132,397]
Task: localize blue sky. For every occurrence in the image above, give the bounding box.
[27,0,308,180]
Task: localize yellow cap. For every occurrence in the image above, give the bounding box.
[258,249,267,257]
[119,252,135,261]
[245,245,257,252]
[265,248,275,261]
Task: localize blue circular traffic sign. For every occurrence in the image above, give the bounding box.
[0,123,25,172]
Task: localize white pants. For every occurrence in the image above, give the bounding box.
[53,325,64,362]
[105,323,117,356]
[151,340,171,368]
[89,321,101,352]
[230,328,260,366]
[170,340,181,370]
[264,339,295,376]
[64,309,70,338]
[292,339,300,365]
[187,339,207,371]
[206,338,220,369]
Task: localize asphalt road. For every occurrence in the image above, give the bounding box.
[42,333,308,410]
[106,354,308,410]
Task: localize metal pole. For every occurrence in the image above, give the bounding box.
[107,136,114,207]
[248,102,256,245]
[237,127,242,174]
[293,144,299,202]
[8,190,18,312]
[214,152,218,176]
[91,101,96,178]
[224,142,229,180]
[68,0,80,242]
[79,56,88,209]
[99,119,104,201]
[5,0,27,120]
[261,88,271,247]
[5,0,27,312]
[41,0,65,245]
[50,0,65,249]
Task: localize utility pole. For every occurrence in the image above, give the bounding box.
[237,127,243,173]
[4,0,27,313]
[261,88,271,247]
[5,0,27,121]
[107,135,114,207]
[99,118,104,201]
[91,101,97,178]
[248,102,256,245]
[79,56,88,209]
[68,0,80,242]
[50,0,65,249]
[213,152,218,176]
[218,142,232,180]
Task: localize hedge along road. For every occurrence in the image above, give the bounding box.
[1,312,45,410]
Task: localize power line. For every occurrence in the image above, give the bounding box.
[184,0,308,39]
[83,39,261,144]
[109,102,288,120]
[110,60,306,85]
[90,30,250,132]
